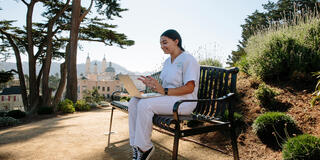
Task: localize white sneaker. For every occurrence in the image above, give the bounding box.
[137,146,155,160]
[132,146,138,160]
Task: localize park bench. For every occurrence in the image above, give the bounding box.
[107,66,240,160]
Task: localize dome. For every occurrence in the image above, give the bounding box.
[105,62,115,72]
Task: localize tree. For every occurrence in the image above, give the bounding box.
[227,0,320,66]
[0,70,15,83]
[0,0,134,114]
[66,0,81,103]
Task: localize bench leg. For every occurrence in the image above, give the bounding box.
[172,122,181,160]
[107,107,115,148]
[172,133,179,160]
[230,127,239,160]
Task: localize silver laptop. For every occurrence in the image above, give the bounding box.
[118,75,162,99]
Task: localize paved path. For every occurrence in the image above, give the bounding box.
[0,108,232,160]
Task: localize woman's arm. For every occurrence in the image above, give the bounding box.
[138,76,195,96]
[160,81,195,96]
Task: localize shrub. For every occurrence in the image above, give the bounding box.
[255,83,278,109]
[223,110,244,125]
[237,56,250,75]
[244,18,320,80]
[199,58,223,67]
[74,100,90,111]
[89,103,98,108]
[0,111,7,117]
[6,110,26,119]
[37,106,54,115]
[283,134,320,160]
[61,104,75,113]
[252,112,300,149]
[58,99,75,113]
[0,116,20,127]
[120,96,131,102]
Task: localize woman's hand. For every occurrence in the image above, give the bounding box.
[138,76,164,94]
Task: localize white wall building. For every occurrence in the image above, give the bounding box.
[0,86,24,111]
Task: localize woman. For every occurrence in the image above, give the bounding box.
[128,29,200,160]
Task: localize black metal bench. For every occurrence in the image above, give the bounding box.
[107,66,240,160]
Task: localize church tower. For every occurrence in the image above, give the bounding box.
[94,61,98,74]
[102,54,106,73]
[85,53,91,75]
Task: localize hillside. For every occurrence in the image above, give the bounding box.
[0,61,144,76]
[193,72,320,160]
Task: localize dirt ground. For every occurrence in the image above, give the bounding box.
[0,107,232,160]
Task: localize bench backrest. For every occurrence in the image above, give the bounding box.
[195,66,239,119]
[147,66,239,118]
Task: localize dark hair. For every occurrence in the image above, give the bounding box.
[161,29,185,51]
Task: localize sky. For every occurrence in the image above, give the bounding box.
[0,0,277,73]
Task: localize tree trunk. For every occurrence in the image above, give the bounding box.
[52,62,67,110]
[26,1,39,112]
[53,43,69,109]
[66,0,81,103]
[0,29,29,110]
[42,0,71,107]
[42,26,54,107]
[14,48,29,111]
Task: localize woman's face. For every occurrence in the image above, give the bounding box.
[160,36,179,54]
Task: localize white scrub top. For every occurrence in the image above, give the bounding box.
[160,51,200,99]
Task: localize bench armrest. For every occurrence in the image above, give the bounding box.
[111,91,122,101]
[172,93,235,121]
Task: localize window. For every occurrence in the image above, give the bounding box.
[107,87,110,92]
[102,87,105,91]
[8,96,10,101]
[1,96,3,101]
[98,86,100,90]
[14,96,16,102]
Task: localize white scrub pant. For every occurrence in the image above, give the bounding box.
[128,96,196,151]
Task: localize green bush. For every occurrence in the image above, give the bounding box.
[120,96,131,102]
[58,99,75,113]
[252,112,300,149]
[74,100,90,111]
[37,106,54,115]
[89,103,98,108]
[222,110,244,125]
[283,134,320,160]
[0,116,20,127]
[61,104,75,113]
[6,110,26,119]
[237,56,250,75]
[0,111,7,117]
[244,18,320,80]
[255,83,278,109]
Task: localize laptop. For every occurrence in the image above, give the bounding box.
[118,75,163,99]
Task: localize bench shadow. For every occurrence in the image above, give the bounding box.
[104,139,189,160]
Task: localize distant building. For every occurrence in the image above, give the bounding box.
[78,54,121,99]
[0,86,24,111]
[78,54,146,99]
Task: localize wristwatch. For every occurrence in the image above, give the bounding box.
[164,88,168,95]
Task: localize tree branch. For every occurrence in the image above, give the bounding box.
[21,0,28,6]
[79,0,94,22]
[78,37,108,45]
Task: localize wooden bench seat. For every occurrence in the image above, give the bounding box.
[107,66,240,160]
